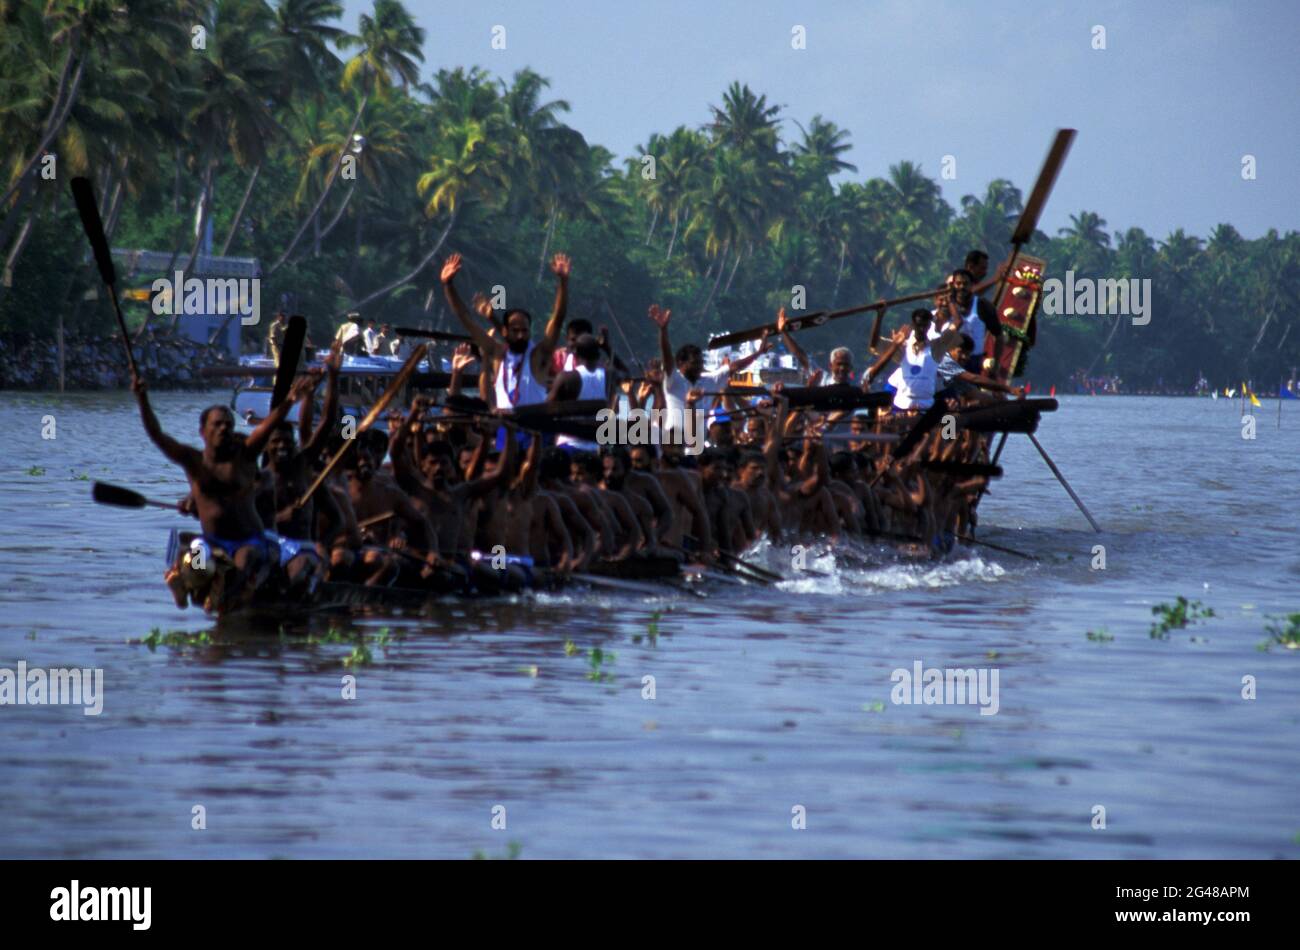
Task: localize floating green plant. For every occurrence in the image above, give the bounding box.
[1149,597,1215,639]
[1261,613,1300,651]
[472,841,522,860]
[1086,628,1114,642]
[586,647,615,682]
[137,627,212,651]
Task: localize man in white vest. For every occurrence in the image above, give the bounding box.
[441,251,569,410]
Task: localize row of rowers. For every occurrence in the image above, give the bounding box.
[133,249,1026,612]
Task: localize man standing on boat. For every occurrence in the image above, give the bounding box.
[334,312,363,355]
[650,304,772,448]
[266,310,288,364]
[441,251,569,410]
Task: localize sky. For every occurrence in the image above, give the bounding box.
[340,0,1300,241]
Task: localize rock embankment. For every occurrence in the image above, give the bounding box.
[0,332,235,390]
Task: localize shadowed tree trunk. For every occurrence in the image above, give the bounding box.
[219,162,261,257]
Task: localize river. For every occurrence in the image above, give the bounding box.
[1,391,1296,858]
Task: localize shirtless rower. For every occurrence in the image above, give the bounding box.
[262,344,342,595]
[135,370,319,610]
[601,445,675,552]
[629,444,713,558]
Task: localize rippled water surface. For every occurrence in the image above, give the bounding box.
[1,391,1297,858]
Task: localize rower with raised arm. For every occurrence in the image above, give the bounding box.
[650,303,773,449]
[135,368,318,610]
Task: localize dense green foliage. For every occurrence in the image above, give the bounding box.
[3,0,1298,388]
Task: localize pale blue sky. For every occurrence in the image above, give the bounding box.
[341,0,1299,241]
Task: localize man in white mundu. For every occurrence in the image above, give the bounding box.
[441,250,570,413]
[866,308,943,412]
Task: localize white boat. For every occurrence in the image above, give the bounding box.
[228,351,444,428]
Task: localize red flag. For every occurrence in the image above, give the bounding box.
[1049,385,1056,397]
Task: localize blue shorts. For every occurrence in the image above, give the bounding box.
[204,533,273,560]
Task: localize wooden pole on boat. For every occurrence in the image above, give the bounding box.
[294,343,428,510]
[1026,432,1101,532]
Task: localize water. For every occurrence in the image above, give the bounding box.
[1,391,1297,858]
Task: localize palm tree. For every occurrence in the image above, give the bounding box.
[792,114,856,184]
[182,0,285,275]
[707,81,781,158]
[271,0,424,272]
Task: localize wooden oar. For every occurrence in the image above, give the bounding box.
[357,511,396,530]
[984,129,1077,371]
[868,527,1036,561]
[1026,432,1101,532]
[269,315,306,410]
[679,534,790,583]
[706,279,997,352]
[394,326,473,344]
[92,481,176,511]
[294,344,428,510]
[70,177,138,378]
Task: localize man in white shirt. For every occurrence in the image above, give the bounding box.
[362,319,379,355]
[649,304,773,451]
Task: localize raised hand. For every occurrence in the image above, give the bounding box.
[550,253,571,279]
[451,342,476,372]
[647,304,671,329]
[324,341,343,375]
[776,307,788,334]
[890,326,909,346]
[440,253,463,285]
[290,371,321,401]
[685,387,702,405]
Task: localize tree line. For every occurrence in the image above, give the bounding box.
[3,0,1297,389]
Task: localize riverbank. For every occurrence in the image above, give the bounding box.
[0,331,229,391]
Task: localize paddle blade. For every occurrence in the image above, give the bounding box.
[270,315,307,409]
[92,481,146,509]
[1011,129,1076,246]
[513,399,607,419]
[70,177,117,287]
[444,393,491,414]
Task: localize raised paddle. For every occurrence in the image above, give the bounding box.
[986,129,1077,336]
[92,481,177,511]
[70,177,138,378]
[269,315,307,410]
[294,343,428,510]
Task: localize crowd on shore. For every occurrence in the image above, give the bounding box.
[0,330,225,391]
